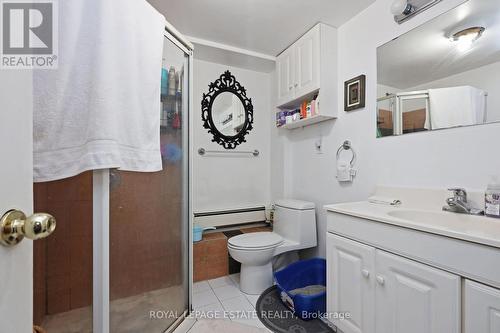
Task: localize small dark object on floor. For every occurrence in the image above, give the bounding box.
[256,286,337,333]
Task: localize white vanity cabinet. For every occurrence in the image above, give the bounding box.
[464,280,500,332]
[276,23,337,109]
[327,234,375,333]
[327,233,461,333]
[325,189,500,333]
[374,250,460,333]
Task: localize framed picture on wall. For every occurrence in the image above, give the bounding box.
[344,75,366,111]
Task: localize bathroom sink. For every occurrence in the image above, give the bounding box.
[387,209,487,228]
[325,188,500,248]
[388,210,456,224]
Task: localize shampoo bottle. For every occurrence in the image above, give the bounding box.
[485,176,500,218]
[168,66,176,96]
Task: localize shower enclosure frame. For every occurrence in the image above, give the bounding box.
[91,27,194,333]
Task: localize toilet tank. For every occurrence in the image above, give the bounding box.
[273,199,317,249]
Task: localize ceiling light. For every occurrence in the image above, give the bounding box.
[451,27,485,52]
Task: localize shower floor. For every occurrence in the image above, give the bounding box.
[41,285,186,333]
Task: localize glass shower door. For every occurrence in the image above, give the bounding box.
[108,35,190,333]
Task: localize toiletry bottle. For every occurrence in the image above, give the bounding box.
[179,65,184,94]
[168,66,176,96]
[161,59,168,98]
[485,176,500,218]
[175,71,181,94]
[306,101,312,118]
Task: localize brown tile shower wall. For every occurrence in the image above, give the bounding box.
[33,172,93,324]
[109,164,183,300]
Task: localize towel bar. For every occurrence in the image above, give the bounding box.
[198,148,259,157]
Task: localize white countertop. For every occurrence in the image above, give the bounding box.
[324,200,500,249]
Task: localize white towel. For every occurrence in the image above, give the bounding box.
[368,196,402,206]
[33,0,166,182]
[425,86,486,130]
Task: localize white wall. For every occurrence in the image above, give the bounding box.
[274,0,500,258]
[193,59,272,213]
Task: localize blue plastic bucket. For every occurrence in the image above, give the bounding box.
[193,226,215,242]
[274,258,327,320]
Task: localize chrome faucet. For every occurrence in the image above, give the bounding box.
[443,188,484,215]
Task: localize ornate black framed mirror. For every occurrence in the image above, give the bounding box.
[201,71,254,149]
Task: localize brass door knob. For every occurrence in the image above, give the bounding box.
[0,210,56,247]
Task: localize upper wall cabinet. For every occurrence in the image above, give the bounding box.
[294,26,320,99]
[276,23,337,110]
[277,47,295,104]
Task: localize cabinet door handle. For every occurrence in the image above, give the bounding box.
[294,83,298,87]
[376,276,385,285]
[361,269,370,278]
[288,85,293,91]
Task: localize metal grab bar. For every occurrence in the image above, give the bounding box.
[198,148,259,157]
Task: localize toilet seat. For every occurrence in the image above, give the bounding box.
[228,232,283,250]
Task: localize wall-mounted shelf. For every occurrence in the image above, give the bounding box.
[280,115,335,130]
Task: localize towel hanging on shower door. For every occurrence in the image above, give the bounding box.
[424,86,487,130]
[33,0,166,182]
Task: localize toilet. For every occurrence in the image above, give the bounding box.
[228,199,317,295]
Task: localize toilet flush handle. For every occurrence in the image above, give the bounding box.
[376,276,386,286]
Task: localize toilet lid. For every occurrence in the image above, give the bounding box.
[228,232,283,249]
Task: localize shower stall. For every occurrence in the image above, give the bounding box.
[33,28,193,333]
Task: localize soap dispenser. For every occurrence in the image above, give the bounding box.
[485,176,500,218]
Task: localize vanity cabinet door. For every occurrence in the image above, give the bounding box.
[327,233,375,333]
[294,25,320,99]
[375,250,461,333]
[277,48,295,106]
[464,280,500,333]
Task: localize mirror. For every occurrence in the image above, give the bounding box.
[201,71,254,149]
[377,0,500,137]
[211,92,246,137]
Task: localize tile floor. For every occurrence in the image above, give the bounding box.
[41,275,272,333]
[190,274,271,332]
[41,285,185,333]
[175,318,267,333]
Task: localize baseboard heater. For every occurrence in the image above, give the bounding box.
[193,206,267,228]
